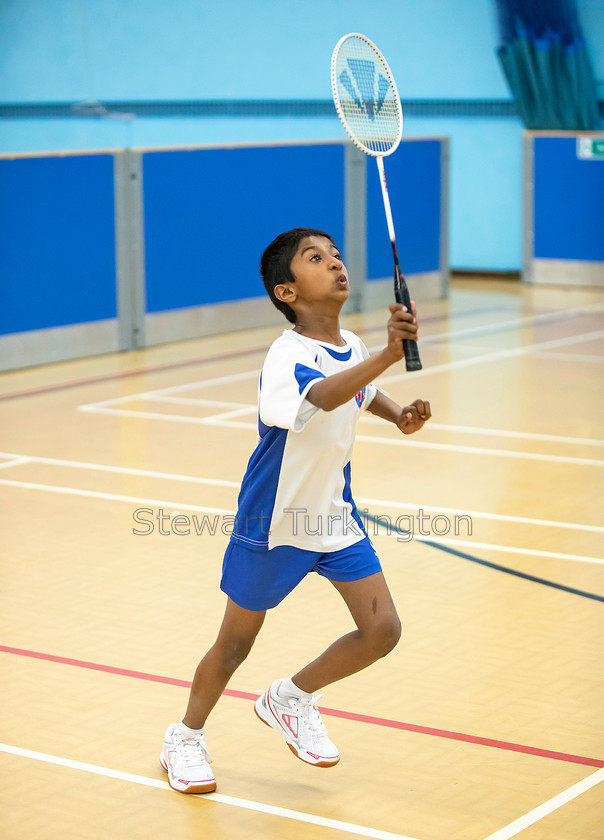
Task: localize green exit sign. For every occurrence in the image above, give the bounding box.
[577,137,604,159]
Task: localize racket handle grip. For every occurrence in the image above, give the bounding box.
[394,285,422,372]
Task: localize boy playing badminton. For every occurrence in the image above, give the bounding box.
[161,228,430,792]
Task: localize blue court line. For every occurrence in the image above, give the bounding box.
[364,513,604,603]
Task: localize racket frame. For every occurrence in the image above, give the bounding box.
[330,32,403,159]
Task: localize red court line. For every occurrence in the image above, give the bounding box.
[3,644,602,769]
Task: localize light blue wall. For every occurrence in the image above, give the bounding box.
[0,0,509,101]
[1,0,602,272]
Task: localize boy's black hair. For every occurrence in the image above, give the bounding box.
[260,228,338,324]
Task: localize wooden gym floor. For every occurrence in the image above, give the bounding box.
[1,277,603,840]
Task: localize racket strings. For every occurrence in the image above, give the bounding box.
[332,37,401,156]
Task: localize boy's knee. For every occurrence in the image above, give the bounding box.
[219,637,254,673]
[371,614,402,657]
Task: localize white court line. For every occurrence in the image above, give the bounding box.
[355,434,604,467]
[0,456,32,470]
[0,451,599,535]
[200,405,257,422]
[78,392,253,410]
[151,368,260,395]
[2,451,601,537]
[76,405,604,466]
[77,393,257,424]
[378,531,604,565]
[1,478,602,565]
[77,326,604,456]
[78,405,256,429]
[359,418,604,448]
[79,391,604,449]
[81,387,604,450]
[148,394,252,408]
[0,479,233,516]
[425,302,604,342]
[0,744,421,840]
[355,496,604,535]
[77,393,157,409]
[378,328,604,383]
[0,451,240,488]
[535,350,604,365]
[77,372,260,410]
[77,313,604,415]
[369,302,604,356]
[481,766,604,840]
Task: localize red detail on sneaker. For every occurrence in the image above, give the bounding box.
[178,778,211,784]
[306,751,322,760]
[281,713,299,738]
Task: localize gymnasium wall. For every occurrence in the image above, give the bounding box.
[0,0,602,273]
[0,138,448,369]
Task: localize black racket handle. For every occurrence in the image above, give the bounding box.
[394,272,422,372]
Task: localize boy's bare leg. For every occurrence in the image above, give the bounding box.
[183,597,266,729]
[290,572,401,694]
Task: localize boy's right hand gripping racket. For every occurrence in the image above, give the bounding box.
[331,32,422,371]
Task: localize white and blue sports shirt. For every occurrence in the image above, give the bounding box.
[232,328,377,552]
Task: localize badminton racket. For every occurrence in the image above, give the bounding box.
[331,32,422,371]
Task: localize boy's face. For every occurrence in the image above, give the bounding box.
[286,235,349,310]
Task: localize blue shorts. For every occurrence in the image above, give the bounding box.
[220,536,382,611]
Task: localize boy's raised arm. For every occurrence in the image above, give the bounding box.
[307,352,395,412]
[306,303,417,413]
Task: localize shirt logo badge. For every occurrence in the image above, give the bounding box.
[355,387,366,408]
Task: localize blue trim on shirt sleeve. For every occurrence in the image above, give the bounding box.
[294,363,325,395]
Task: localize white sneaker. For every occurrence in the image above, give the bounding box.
[255,679,340,767]
[160,723,216,793]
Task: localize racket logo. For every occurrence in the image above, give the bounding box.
[338,60,390,122]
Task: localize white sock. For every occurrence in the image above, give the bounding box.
[176,719,204,736]
[277,676,313,701]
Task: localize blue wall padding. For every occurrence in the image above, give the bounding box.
[534,137,604,262]
[367,140,442,280]
[142,144,345,312]
[0,154,117,335]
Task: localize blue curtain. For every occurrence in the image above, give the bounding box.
[495,0,600,130]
